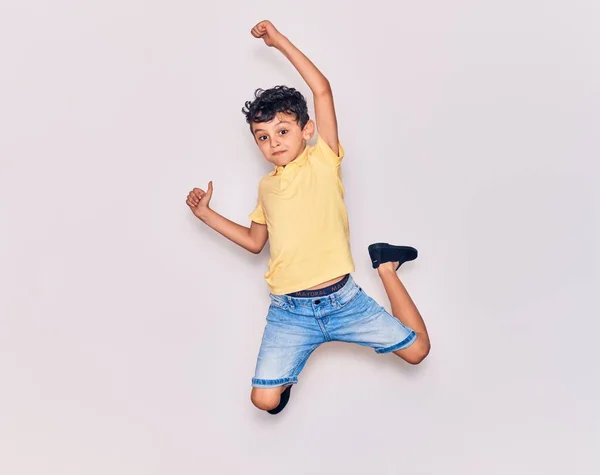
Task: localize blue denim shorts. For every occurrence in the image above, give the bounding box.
[252,274,417,388]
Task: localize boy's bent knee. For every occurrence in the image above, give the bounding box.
[394,334,430,365]
[250,387,282,411]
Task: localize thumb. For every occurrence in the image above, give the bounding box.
[205,181,214,199]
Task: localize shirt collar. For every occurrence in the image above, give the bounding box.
[270,145,309,177]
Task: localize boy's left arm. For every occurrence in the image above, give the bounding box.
[251,21,340,154]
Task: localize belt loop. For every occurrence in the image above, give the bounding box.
[286,296,294,308]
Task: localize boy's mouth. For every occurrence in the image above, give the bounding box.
[272,150,286,156]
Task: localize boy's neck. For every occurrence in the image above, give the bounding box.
[282,143,307,168]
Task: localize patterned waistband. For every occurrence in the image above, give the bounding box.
[286,274,350,298]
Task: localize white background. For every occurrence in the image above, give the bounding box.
[1,1,599,474]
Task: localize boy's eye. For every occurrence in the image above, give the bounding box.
[258,135,268,141]
[279,129,288,135]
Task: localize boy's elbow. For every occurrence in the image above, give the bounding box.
[249,242,264,254]
[314,81,332,97]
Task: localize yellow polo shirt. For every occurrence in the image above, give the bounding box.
[249,135,355,295]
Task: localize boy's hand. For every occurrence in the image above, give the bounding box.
[251,20,284,48]
[186,181,213,220]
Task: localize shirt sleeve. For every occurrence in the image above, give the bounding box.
[249,197,266,224]
[314,133,345,166]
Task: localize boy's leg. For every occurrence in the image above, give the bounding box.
[250,294,323,414]
[377,262,431,364]
[250,385,290,412]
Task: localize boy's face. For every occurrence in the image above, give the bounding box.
[251,112,314,167]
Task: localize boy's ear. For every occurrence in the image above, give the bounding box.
[302,119,315,141]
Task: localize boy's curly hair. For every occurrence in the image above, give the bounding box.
[242,86,309,132]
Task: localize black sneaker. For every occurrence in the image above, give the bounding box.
[267,385,292,415]
[368,243,418,270]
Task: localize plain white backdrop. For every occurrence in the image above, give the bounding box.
[1,1,599,474]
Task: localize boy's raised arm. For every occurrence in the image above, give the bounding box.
[251,21,340,154]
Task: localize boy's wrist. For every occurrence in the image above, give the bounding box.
[273,34,290,51]
[197,208,213,222]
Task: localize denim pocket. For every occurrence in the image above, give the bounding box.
[339,286,364,308]
[269,295,290,311]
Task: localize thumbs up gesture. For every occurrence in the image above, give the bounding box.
[186,181,213,219]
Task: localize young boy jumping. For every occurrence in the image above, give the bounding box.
[186,20,431,415]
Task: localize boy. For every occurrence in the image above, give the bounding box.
[186,20,430,415]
